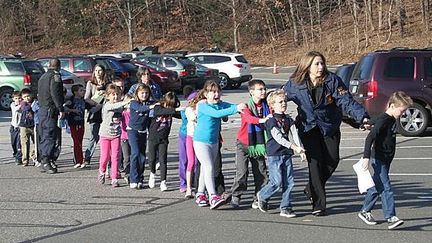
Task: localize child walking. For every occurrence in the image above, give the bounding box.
[98,84,130,187]
[65,84,87,168]
[10,91,22,165]
[193,80,246,209]
[230,79,270,208]
[128,84,154,189]
[357,91,413,230]
[18,88,35,167]
[148,91,183,191]
[257,90,306,218]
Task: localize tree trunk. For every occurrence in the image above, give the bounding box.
[351,0,360,53]
[127,0,133,51]
[288,0,298,45]
[378,0,383,30]
[385,0,394,43]
[232,0,238,52]
[421,0,430,31]
[307,0,314,43]
[316,0,322,44]
[338,0,343,54]
[395,0,405,37]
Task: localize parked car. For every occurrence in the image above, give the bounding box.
[134,54,199,95]
[186,52,252,89]
[38,56,96,82]
[335,62,356,88]
[0,58,45,110]
[60,69,85,96]
[349,48,432,136]
[195,63,219,89]
[130,60,181,93]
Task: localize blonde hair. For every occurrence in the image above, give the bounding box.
[388,91,413,108]
[290,51,329,85]
[104,84,121,97]
[267,89,287,108]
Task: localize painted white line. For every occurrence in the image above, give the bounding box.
[418,196,432,199]
[342,137,432,141]
[342,158,432,161]
[341,145,432,149]
[390,173,432,176]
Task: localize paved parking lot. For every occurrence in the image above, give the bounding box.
[0,69,431,242]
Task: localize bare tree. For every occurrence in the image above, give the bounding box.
[421,0,430,31]
[287,0,298,45]
[395,0,406,37]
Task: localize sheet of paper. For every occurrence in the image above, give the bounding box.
[353,159,375,194]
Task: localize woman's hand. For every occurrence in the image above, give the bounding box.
[360,158,370,170]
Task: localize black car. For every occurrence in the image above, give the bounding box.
[335,63,356,88]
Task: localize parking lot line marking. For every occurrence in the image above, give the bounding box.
[342,137,432,141]
[341,145,432,149]
[418,196,432,199]
[390,173,432,176]
[342,158,432,161]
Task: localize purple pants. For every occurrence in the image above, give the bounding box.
[178,134,187,190]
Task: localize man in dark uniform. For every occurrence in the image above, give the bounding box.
[38,59,64,174]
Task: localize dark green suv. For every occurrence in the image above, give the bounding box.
[0,57,44,110]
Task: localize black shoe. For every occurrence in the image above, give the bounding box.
[303,188,313,204]
[42,163,57,174]
[312,209,327,216]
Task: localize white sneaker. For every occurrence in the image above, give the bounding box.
[156,162,160,170]
[73,164,81,169]
[80,163,86,168]
[130,183,138,189]
[137,182,144,189]
[160,180,168,191]
[148,173,156,188]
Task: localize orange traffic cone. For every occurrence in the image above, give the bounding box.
[272,62,279,74]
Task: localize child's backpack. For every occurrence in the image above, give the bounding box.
[19,104,35,128]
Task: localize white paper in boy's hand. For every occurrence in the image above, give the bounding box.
[353,159,375,194]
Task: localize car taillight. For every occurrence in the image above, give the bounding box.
[204,70,212,77]
[120,71,129,79]
[63,79,74,84]
[24,74,31,86]
[180,70,188,77]
[234,64,243,68]
[367,80,378,98]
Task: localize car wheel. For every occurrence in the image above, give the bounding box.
[0,87,13,111]
[183,84,196,97]
[397,103,430,136]
[218,74,231,90]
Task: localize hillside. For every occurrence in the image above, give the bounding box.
[1,0,431,66]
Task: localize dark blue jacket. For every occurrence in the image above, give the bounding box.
[128,100,154,131]
[284,72,368,137]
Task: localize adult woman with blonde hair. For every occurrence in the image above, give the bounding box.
[84,64,110,165]
[283,51,369,216]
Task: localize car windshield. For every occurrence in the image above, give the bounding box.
[351,55,375,80]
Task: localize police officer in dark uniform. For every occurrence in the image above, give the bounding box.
[38,59,64,174]
[284,51,369,216]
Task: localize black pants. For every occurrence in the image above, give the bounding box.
[230,140,267,199]
[121,139,131,175]
[195,142,225,195]
[10,126,22,162]
[301,127,340,211]
[147,140,168,181]
[38,107,60,163]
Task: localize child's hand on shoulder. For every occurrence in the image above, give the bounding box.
[259,115,271,123]
[291,144,306,155]
[299,152,307,162]
[237,103,247,113]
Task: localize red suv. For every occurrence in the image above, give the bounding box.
[350,48,432,136]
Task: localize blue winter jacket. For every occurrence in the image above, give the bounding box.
[283,72,368,137]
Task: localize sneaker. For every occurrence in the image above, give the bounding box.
[42,162,57,174]
[358,211,377,225]
[156,162,160,170]
[251,200,259,209]
[51,161,57,169]
[137,182,144,189]
[280,208,296,218]
[230,196,240,209]
[98,173,105,184]
[160,180,168,191]
[16,160,23,165]
[34,161,42,167]
[195,194,209,207]
[148,172,156,188]
[85,160,90,165]
[80,163,86,169]
[74,163,81,169]
[124,176,129,184]
[179,187,187,193]
[210,195,226,209]
[111,179,120,188]
[256,193,268,213]
[22,160,29,167]
[130,183,138,189]
[387,216,404,230]
[312,209,327,216]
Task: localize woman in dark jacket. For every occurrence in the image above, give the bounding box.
[284,51,369,216]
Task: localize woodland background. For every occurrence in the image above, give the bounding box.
[1,0,432,65]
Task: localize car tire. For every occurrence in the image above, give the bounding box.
[397,102,430,136]
[182,84,196,97]
[218,73,231,90]
[0,87,13,111]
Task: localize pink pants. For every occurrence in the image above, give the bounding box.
[99,136,120,180]
[186,135,196,172]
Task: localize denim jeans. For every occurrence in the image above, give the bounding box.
[361,159,395,219]
[258,155,294,209]
[127,130,147,184]
[84,122,100,162]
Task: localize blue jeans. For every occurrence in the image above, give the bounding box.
[258,155,294,209]
[84,122,100,162]
[361,159,395,219]
[127,130,147,184]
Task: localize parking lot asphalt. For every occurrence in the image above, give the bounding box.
[0,69,431,242]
